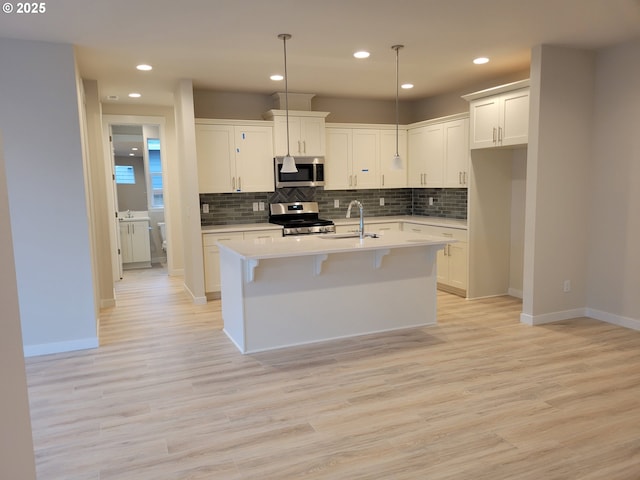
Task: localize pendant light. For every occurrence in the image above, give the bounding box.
[278,33,298,173]
[391,44,404,170]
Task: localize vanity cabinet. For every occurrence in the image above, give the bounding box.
[464,81,530,149]
[119,220,151,267]
[408,115,468,188]
[195,121,274,194]
[203,228,282,294]
[325,125,407,190]
[263,110,329,157]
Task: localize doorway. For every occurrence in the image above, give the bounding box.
[103,117,168,282]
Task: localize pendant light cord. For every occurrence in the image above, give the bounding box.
[279,34,292,157]
[392,45,404,157]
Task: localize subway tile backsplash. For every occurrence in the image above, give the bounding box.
[199,188,467,225]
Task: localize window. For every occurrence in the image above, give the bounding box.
[115,165,135,184]
[147,138,164,208]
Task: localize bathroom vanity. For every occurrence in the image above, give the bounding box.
[119,215,151,269]
[217,231,450,353]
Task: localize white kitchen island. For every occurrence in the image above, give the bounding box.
[217,231,451,353]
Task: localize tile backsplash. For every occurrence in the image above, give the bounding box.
[199,187,467,225]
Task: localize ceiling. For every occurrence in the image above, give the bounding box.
[1,0,639,106]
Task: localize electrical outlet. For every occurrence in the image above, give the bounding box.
[334,199,340,208]
[258,201,265,211]
[380,198,385,206]
[202,204,209,213]
[563,280,571,292]
[252,202,259,212]
[428,197,434,206]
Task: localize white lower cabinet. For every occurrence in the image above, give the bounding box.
[120,220,151,267]
[403,223,468,296]
[335,222,401,235]
[203,229,282,294]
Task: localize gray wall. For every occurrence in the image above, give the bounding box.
[115,155,147,211]
[0,38,96,354]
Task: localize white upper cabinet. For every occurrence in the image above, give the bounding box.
[263,110,329,157]
[463,80,530,149]
[325,125,407,190]
[195,121,274,193]
[408,114,468,188]
[443,118,469,188]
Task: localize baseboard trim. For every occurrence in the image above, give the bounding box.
[23,337,99,357]
[520,308,587,326]
[183,282,207,305]
[586,308,640,331]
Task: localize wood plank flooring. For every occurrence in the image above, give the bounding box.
[26,267,640,479]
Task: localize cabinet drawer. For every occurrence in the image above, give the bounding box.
[403,223,467,242]
[202,232,243,247]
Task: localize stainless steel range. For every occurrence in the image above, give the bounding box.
[269,202,336,236]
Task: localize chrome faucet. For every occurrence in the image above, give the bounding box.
[346,200,364,240]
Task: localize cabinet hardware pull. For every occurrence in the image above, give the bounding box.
[493,127,497,143]
[464,171,467,184]
[442,232,453,237]
[302,140,306,154]
[382,174,384,186]
[459,171,462,184]
[298,140,302,154]
[238,177,241,190]
[232,177,236,190]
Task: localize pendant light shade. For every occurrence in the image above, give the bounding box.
[278,33,298,173]
[391,44,404,171]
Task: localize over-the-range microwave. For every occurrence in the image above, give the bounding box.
[274,156,325,188]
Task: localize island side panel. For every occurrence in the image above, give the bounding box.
[241,245,439,353]
[219,247,248,352]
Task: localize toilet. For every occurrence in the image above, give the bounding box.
[158,222,167,252]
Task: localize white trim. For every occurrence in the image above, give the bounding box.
[586,308,640,332]
[183,282,207,305]
[23,337,99,357]
[508,288,523,299]
[168,267,184,277]
[520,308,587,326]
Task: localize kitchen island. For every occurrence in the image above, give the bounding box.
[217,231,451,353]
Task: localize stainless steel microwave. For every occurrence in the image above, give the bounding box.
[274,156,325,188]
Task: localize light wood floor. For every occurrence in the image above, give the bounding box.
[26,267,640,479]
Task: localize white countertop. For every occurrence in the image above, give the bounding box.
[217,230,451,261]
[202,216,467,234]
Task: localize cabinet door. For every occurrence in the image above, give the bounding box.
[352,129,379,189]
[299,117,326,156]
[234,126,274,192]
[408,128,427,187]
[130,221,151,263]
[423,124,444,187]
[272,116,302,156]
[443,119,469,187]
[379,129,407,188]
[195,124,235,193]
[469,97,500,149]
[447,241,468,290]
[203,232,243,292]
[119,223,133,263]
[243,230,282,240]
[325,128,352,190]
[500,89,529,146]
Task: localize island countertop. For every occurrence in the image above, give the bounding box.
[216,230,452,261]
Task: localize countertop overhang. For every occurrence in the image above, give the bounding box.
[217,230,452,261]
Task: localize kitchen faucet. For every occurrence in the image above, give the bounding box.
[346,200,365,240]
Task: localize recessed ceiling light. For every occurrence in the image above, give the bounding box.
[473,57,490,65]
[401,83,414,89]
[131,147,138,151]
[270,74,284,81]
[136,64,153,71]
[354,51,370,59]
[129,153,135,156]
[128,93,141,98]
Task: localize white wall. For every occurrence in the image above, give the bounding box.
[0,133,37,479]
[0,38,97,355]
[174,80,206,303]
[587,39,640,326]
[522,45,595,324]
